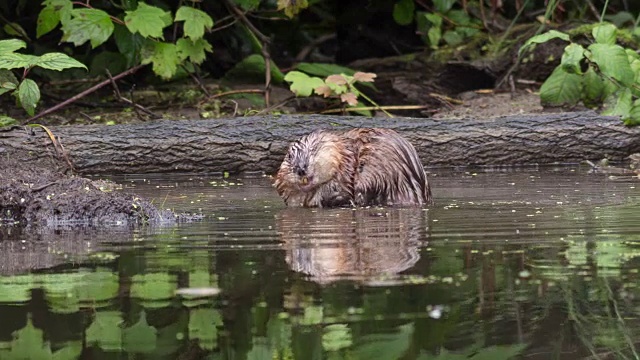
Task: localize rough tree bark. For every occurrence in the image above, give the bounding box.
[1,111,638,175]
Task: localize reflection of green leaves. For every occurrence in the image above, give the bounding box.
[0,274,34,302]
[353,323,413,360]
[301,305,323,325]
[267,315,292,355]
[130,272,177,307]
[8,316,52,359]
[189,308,222,350]
[123,311,158,353]
[86,311,124,351]
[322,324,352,351]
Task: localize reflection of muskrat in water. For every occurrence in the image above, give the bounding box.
[274,128,433,207]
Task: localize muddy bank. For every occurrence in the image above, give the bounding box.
[0,153,177,227]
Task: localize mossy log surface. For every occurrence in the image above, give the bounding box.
[1,112,638,175]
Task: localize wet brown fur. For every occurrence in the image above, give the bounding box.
[275,128,433,207]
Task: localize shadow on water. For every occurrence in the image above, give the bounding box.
[0,166,640,359]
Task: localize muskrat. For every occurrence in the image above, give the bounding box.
[274,128,433,207]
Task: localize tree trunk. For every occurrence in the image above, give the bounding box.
[1,112,638,175]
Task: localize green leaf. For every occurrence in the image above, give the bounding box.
[539,67,582,106]
[284,71,325,97]
[125,2,172,39]
[223,54,284,84]
[425,13,442,27]
[141,42,181,79]
[393,0,415,26]
[8,317,52,359]
[232,0,261,10]
[604,12,635,28]
[114,23,147,67]
[176,38,213,64]
[44,0,73,24]
[89,51,127,76]
[353,323,413,360]
[4,23,29,40]
[277,0,309,18]
[433,0,456,13]
[443,30,464,46]
[428,26,442,49]
[602,88,632,117]
[625,99,640,126]
[519,30,570,57]
[582,66,609,107]
[592,22,617,45]
[34,52,87,71]
[175,6,214,40]
[295,63,356,77]
[587,43,635,86]
[323,324,352,352]
[18,79,40,116]
[0,39,26,53]
[37,6,60,38]
[0,53,39,69]
[560,43,585,74]
[61,8,114,48]
[0,115,18,127]
[0,67,22,95]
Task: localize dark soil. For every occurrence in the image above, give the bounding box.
[0,150,177,228]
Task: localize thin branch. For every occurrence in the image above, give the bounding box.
[106,70,161,119]
[26,64,147,123]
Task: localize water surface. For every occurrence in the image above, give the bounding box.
[1,166,640,359]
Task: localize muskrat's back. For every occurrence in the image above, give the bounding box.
[275,128,433,207]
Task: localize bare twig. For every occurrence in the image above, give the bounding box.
[26,64,147,123]
[294,34,337,63]
[207,89,265,99]
[106,70,161,119]
[222,0,273,106]
[182,64,211,96]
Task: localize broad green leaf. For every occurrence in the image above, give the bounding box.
[284,71,325,97]
[175,6,213,40]
[539,67,582,106]
[393,0,415,26]
[604,11,635,28]
[37,6,60,38]
[233,0,261,10]
[18,79,40,116]
[223,54,284,84]
[519,30,570,57]
[582,66,612,107]
[61,8,114,48]
[353,323,413,360]
[0,39,26,53]
[90,51,127,76]
[44,0,73,23]
[114,23,147,67]
[0,115,17,127]
[433,0,456,13]
[560,43,585,74]
[4,23,29,40]
[34,52,87,71]
[443,30,464,46]
[125,2,172,39]
[189,308,222,350]
[587,43,634,86]
[277,0,309,18]
[0,69,19,96]
[8,317,52,359]
[428,26,442,49]
[602,88,632,117]
[624,99,640,126]
[592,22,617,45]
[425,12,442,27]
[177,38,213,64]
[295,63,356,77]
[141,42,181,79]
[0,53,39,69]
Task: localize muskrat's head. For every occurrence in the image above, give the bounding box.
[278,131,342,192]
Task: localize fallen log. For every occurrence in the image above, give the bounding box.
[1,111,638,175]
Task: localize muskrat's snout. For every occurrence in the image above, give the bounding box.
[293,164,307,177]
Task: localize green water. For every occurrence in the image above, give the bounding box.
[1,166,640,360]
